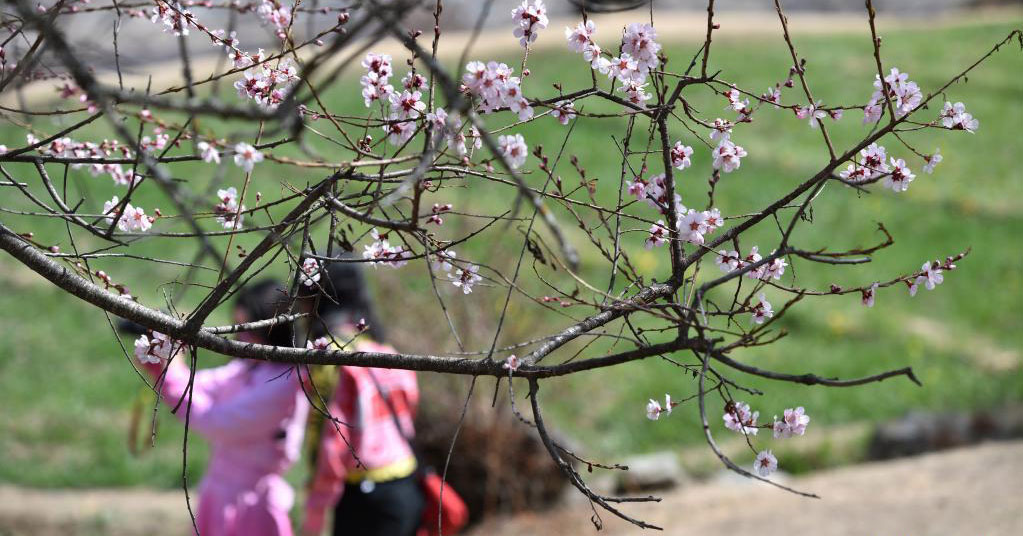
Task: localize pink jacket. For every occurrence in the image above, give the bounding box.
[303,339,419,534]
[146,359,309,536]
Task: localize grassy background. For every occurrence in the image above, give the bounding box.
[1,18,1021,489]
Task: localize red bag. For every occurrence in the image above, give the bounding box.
[417,471,469,536]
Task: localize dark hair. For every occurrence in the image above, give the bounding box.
[305,256,386,342]
[234,279,295,347]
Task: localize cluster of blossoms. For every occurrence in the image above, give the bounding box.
[134,331,182,364]
[645,393,675,421]
[715,246,787,281]
[426,203,453,226]
[864,67,922,122]
[233,57,299,110]
[628,171,724,247]
[102,196,156,232]
[511,0,548,48]
[257,0,292,40]
[711,133,748,173]
[361,53,395,107]
[298,257,322,287]
[32,134,142,186]
[550,100,577,125]
[431,250,483,294]
[462,60,534,120]
[150,0,192,37]
[497,134,529,169]
[773,407,810,439]
[839,142,916,193]
[723,400,760,435]
[426,108,481,158]
[749,294,774,325]
[213,187,245,229]
[565,21,661,105]
[362,228,411,268]
[939,101,979,132]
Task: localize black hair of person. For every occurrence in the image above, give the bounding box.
[233,279,295,348]
[305,256,387,342]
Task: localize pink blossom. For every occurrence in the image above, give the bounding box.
[923,148,942,174]
[670,141,694,171]
[773,407,810,438]
[883,157,915,193]
[511,0,548,48]
[233,142,263,172]
[550,101,576,125]
[646,398,663,421]
[754,450,778,477]
[723,401,759,435]
[498,133,528,169]
[715,250,740,273]
[750,293,773,324]
[452,264,482,294]
[712,137,747,173]
[503,354,520,372]
[299,258,322,287]
[862,282,878,307]
[197,141,220,164]
[645,220,669,249]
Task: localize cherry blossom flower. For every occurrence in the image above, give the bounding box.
[197,141,220,164]
[763,256,787,281]
[307,337,331,351]
[362,229,411,268]
[360,53,394,107]
[862,282,878,307]
[646,398,663,421]
[452,264,482,294]
[883,157,915,192]
[863,101,883,124]
[503,354,520,372]
[257,0,292,40]
[565,20,597,53]
[401,72,427,91]
[150,1,192,36]
[940,101,979,132]
[664,394,673,416]
[763,87,782,107]
[670,141,694,171]
[712,137,747,173]
[678,209,708,245]
[645,220,669,249]
[134,331,180,364]
[383,115,417,146]
[923,148,942,174]
[743,246,765,279]
[233,142,263,172]
[432,250,457,273]
[796,101,827,128]
[703,208,724,231]
[773,407,811,438]
[716,250,740,273]
[723,401,759,435]
[709,118,733,141]
[859,143,889,178]
[498,133,528,169]
[511,0,548,48]
[389,90,426,120]
[870,67,922,119]
[909,261,944,296]
[751,293,773,324]
[621,23,660,76]
[214,187,245,229]
[550,101,576,125]
[754,450,778,477]
[299,258,322,287]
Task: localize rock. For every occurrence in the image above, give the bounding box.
[615,451,689,493]
[868,405,1023,460]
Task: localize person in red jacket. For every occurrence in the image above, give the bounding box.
[300,259,424,536]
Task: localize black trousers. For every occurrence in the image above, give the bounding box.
[332,474,425,536]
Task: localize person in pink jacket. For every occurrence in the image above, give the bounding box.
[137,280,310,536]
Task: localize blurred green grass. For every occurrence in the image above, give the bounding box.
[1,19,1021,488]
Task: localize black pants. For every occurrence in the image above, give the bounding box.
[332,474,425,536]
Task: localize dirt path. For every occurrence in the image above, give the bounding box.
[469,439,1023,536]
[2,440,1021,535]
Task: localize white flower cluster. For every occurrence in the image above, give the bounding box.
[629,173,724,246]
[864,67,922,122]
[432,250,483,294]
[939,101,979,133]
[257,0,292,40]
[134,331,182,364]
[462,61,534,120]
[102,196,155,232]
[714,246,787,281]
[233,57,300,111]
[213,187,245,230]
[362,228,411,268]
[511,0,548,48]
[150,1,191,36]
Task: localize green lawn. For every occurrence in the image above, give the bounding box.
[0,18,1021,488]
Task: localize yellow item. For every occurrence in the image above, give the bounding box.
[344,456,417,484]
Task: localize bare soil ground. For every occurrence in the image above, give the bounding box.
[1,440,1021,535]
